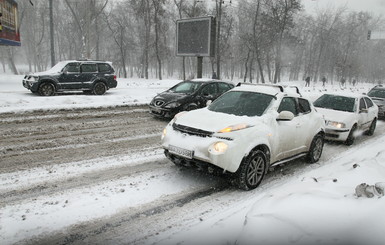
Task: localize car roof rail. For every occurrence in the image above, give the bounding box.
[236,83,284,92]
[284,85,302,96]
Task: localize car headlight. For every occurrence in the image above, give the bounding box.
[210,142,228,153]
[327,120,346,128]
[164,101,181,108]
[161,127,167,140]
[218,123,251,133]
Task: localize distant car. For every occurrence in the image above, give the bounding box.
[161,83,325,190]
[22,60,118,96]
[313,93,378,145]
[149,79,234,119]
[367,85,385,119]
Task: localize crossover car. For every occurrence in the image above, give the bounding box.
[161,83,325,190]
[313,93,378,145]
[367,85,385,119]
[22,60,118,96]
[149,79,234,118]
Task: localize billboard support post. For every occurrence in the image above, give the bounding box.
[197,56,203,78]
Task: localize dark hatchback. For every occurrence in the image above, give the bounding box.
[149,79,234,119]
[22,60,118,96]
[367,85,385,119]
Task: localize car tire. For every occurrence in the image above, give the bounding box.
[365,118,376,136]
[235,150,267,191]
[307,133,324,163]
[345,124,357,146]
[38,82,55,96]
[93,82,107,95]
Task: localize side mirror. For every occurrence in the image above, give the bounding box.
[206,100,212,106]
[360,108,368,113]
[277,111,295,121]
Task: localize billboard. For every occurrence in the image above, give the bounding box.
[0,0,21,46]
[176,16,216,57]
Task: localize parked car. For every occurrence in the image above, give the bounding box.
[367,85,385,119]
[313,93,378,145]
[149,79,234,119]
[22,60,118,96]
[161,83,325,190]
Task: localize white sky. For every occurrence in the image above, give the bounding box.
[302,0,385,15]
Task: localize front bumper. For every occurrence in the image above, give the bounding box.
[149,105,179,119]
[324,127,350,141]
[22,78,39,91]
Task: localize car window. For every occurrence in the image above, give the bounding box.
[298,98,311,114]
[208,91,274,117]
[81,64,98,73]
[201,83,217,96]
[368,89,385,98]
[169,81,202,94]
[65,63,80,73]
[313,94,355,113]
[217,83,232,93]
[359,98,367,111]
[364,97,374,108]
[98,63,112,73]
[278,97,298,116]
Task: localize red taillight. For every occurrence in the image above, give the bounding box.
[114,75,117,80]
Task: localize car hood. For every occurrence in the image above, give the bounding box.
[315,107,355,123]
[155,91,189,103]
[28,71,61,76]
[174,107,264,133]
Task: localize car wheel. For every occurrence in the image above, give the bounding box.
[345,124,357,146]
[235,150,267,190]
[93,82,107,95]
[38,82,55,96]
[365,118,376,136]
[307,133,324,163]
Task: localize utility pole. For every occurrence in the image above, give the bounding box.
[216,0,222,79]
[49,0,55,66]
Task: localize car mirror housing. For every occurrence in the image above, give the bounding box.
[206,100,212,106]
[360,108,368,114]
[276,111,295,121]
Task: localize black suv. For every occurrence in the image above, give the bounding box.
[149,79,234,118]
[22,60,118,96]
[367,85,385,119]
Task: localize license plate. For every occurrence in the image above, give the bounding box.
[168,145,194,159]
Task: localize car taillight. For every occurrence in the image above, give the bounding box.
[114,75,117,80]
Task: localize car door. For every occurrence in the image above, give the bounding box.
[357,97,370,130]
[199,83,218,107]
[296,98,313,153]
[275,97,302,160]
[364,96,377,127]
[59,62,82,89]
[79,63,98,89]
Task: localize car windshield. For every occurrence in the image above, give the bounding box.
[313,94,355,112]
[168,81,202,94]
[44,61,69,73]
[208,91,274,117]
[368,89,385,99]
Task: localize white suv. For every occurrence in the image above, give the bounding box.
[161,83,325,190]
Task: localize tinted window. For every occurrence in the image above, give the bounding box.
[65,63,80,73]
[278,97,298,116]
[98,63,112,72]
[201,83,217,96]
[298,98,311,114]
[359,98,366,111]
[313,94,355,113]
[81,64,97,73]
[208,91,274,117]
[364,97,374,108]
[218,83,232,93]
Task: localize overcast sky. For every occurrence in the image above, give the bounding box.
[302,0,385,15]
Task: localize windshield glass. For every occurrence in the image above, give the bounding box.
[313,94,355,112]
[169,81,202,94]
[368,89,385,99]
[44,61,69,73]
[208,91,274,117]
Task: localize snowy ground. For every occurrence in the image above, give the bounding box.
[1,74,384,244]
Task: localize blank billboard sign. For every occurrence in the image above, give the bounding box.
[176,16,216,57]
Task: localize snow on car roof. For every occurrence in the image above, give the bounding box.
[233,83,301,97]
[190,78,232,83]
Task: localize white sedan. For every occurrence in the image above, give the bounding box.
[313,93,378,145]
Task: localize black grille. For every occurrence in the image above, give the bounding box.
[173,123,213,137]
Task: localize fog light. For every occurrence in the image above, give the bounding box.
[161,128,167,140]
